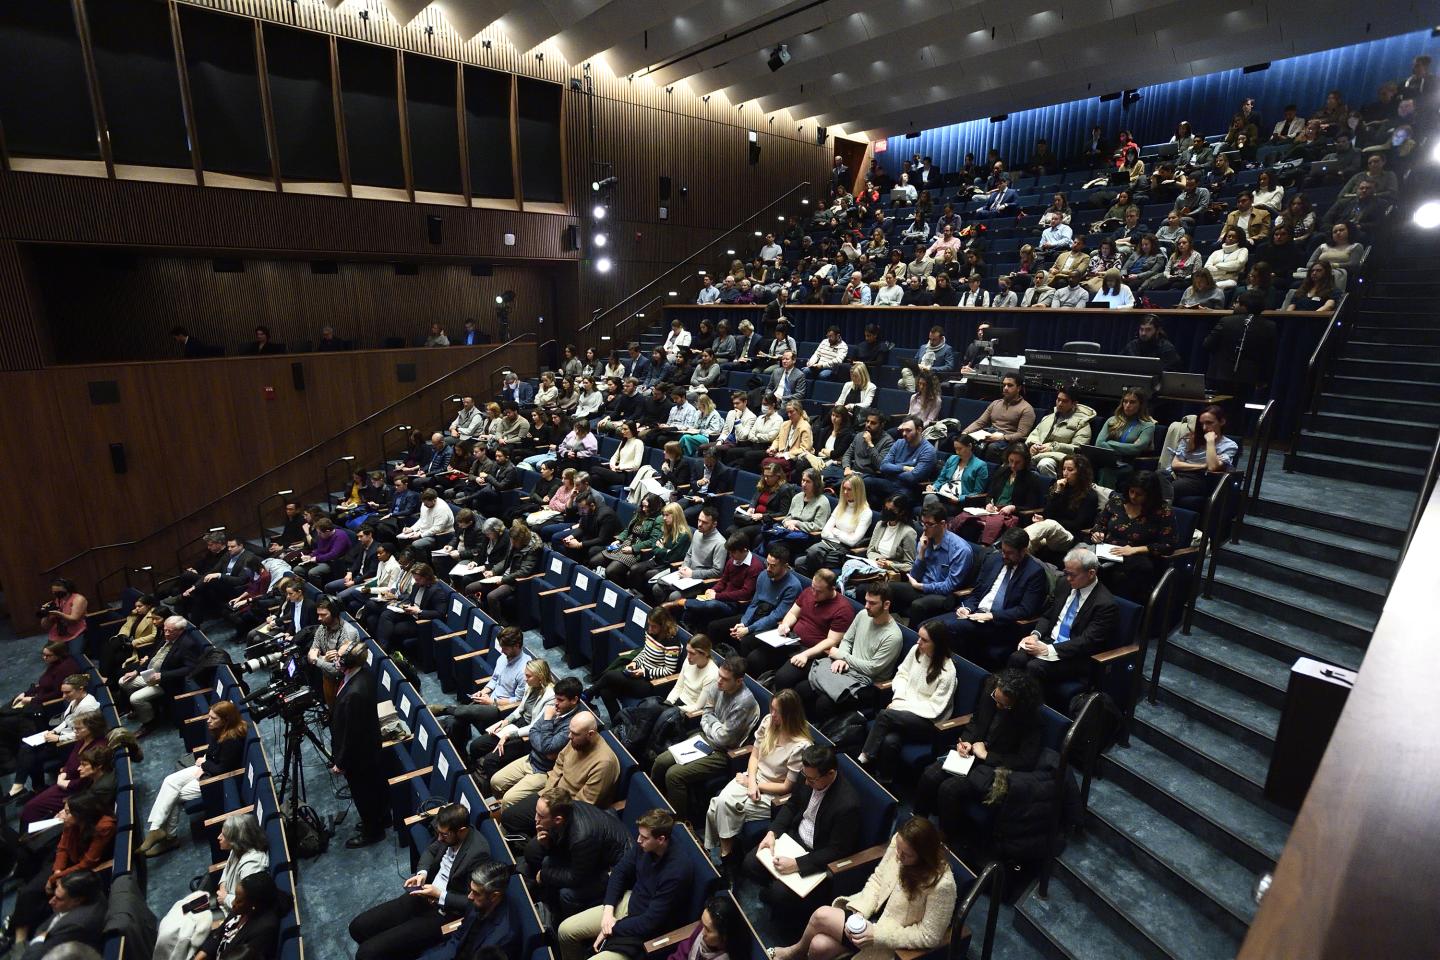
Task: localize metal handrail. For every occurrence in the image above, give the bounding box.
[578,180,813,337]
[1131,565,1177,722]
[601,292,668,346]
[1234,400,1276,541]
[1178,469,1242,636]
[1284,288,1352,470]
[44,334,536,576]
[1401,429,1440,565]
[1039,692,1105,899]
[952,861,1004,960]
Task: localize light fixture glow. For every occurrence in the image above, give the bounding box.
[591,176,618,192]
[592,204,607,219]
[801,198,810,205]
[1414,200,1440,229]
[594,233,608,248]
[726,249,735,255]
[596,256,613,272]
[668,290,678,296]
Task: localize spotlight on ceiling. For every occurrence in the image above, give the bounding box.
[596,256,613,273]
[591,176,618,192]
[1414,200,1440,230]
[594,233,608,248]
[768,43,791,72]
[494,290,515,306]
[592,204,607,220]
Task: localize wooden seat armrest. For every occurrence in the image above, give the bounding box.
[827,842,889,876]
[537,586,571,597]
[97,616,129,628]
[954,587,974,597]
[649,673,681,687]
[203,805,254,828]
[198,768,245,787]
[441,918,464,936]
[669,561,683,569]
[387,766,435,786]
[1092,644,1141,664]
[208,860,226,874]
[433,629,466,642]
[514,573,545,582]
[454,648,490,661]
[42,696,64,707]
[563,603,598,615]
[727,745,753,760]
[95,859,115,873]
[645,922,700,954]
[404,811,433,827]
[415,619,434,626]
[934,713,973,732]
[1015,617,1040,626]
[173,689,209,702]
[1168,546,1201,559]
[184,714,209,725]
[381,734,414,750]
[610,798,627,812]
[191,744,208,754]
[874,681,892,690]
[590,622,625,635]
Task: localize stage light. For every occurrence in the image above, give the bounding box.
[591,176,618,192]
[594,233,608,248]
[593,204,607,219]
[1414,200,1440,229]
[596,256,613,272]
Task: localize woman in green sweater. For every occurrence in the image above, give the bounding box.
[765,468,833,555]
[597,493,665,580]
[1091,389,1157,487]
[626,502,694,591]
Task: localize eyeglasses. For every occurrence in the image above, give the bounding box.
[921,518,943,528]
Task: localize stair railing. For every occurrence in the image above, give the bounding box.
[577,180,813,343]
[1136,566,1178,709]
[1179,470,1243,635]
[1234,399,1276,542]
[1401,429,1440,565]
[1285,271,1360,471]
[952,861,1004,960]
[1039,692,1106,899]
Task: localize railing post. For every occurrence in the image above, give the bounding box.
[982,866,1003,960]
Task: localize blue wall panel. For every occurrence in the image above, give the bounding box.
[883,30,1439,176]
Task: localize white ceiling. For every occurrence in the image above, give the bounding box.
[346,0,1433,138]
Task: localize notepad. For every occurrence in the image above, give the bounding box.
[668,736,715,765]
[22,731,48,747]
[942,751,976,777]
[754,629,797,648]
[1095,544,1125,563]
[757,833,827,897]
[660,570,703,589]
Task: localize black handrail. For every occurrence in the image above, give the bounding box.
[44,334,536,576]
[1284,285,1354,471]
[1179,470,1242,635]
[1125,566,1176,737]
[952,861,1004,960]
[1401,428,1440,564]
[1234,400,1276,542]
[578,180,813,337]
[1039,692,1104,898]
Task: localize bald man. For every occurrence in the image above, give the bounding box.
[499,710,621,836]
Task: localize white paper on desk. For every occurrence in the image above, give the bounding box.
[754,629,797,648]
[963,507,988,516]
[968,431,992,442]
[1094,544,1125,563]
[450,562,482,577]
[668,735,715,765]
[431,549,452,557]
[757,834,827,897]
[28,817,61,835]
[660,570,703,589]
[22,731,48,747]
[943,752,976,777]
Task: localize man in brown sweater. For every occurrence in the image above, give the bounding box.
[500,710,619,834]
[963,374,1038,462]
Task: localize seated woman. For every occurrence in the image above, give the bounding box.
[764,401,815,474]
[680,394,726,457]
[1149,234,1202,291]
[665,894,746,960]
[1122,235,1169,291]
[626,503,693,592]
[590,421,646,493]
[508,462,569,525]
[704,689,810,873]
[139,701,247,859]
[1091,471,1177,603]
[801,406,855,483]
[835,362,876,412]
[772,816,955,960]
[764,469,833,556]
[1081,238,1125,294]
[797,475,872,576]
[855,619,956,784]
[913,670,1046,842]
[950,444,1047,546]
[196,870,289,960]
[732,462,796,548]
[1089,268,1135,308]
[533,371,559,409]
[460,658,554,778]
[1179,267,1226,309]
[838,495,918,596]
[1024,454,1101,560]
[1092,389,1156,489]
[10,673,98,799]
[466,522,543,626]
[451,517,510,594]
[19,710,107,825]
[1274,194,1316,246]
[0,642,82,766]
[1166,405,1237,506]
[1204,226,1250,290]
[1308,221,1365,274]
[924,433,990,514]
[587,606,683,722]
[1287,261,1338,312]
[1253,169,1285,214]
[596,493,665,579]
[153,812,269,960]
[6,792,115,956]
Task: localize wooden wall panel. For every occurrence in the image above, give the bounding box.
[0,241,47,370]
[28,249,555,362]
[0,340,535,631]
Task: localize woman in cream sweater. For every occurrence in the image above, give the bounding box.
[705,689,810,864]
[770,816,956,960]
[855,621,956,783]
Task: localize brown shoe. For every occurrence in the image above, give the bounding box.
[141,832,180,858]
[137,828,169,855]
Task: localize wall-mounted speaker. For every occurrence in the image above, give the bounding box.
[816,126,827,145]
[311,260,338,275]
[87,381,120,405]
[659,176,672,201]
[562,226,579,251]
[291,362,305,391]
[396,363,417,383]
[426,215,443,244]
[470,264,494,277]
[748,142,761,166]
[109,442,127,474]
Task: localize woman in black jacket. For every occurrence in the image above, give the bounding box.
[469,523,543,625]
[140,701,245,858]
[952,444,1047,544]
[1024,454,1100,561]
[912,670,1046,842]
[657,441,695,496]
[196,870,288,960]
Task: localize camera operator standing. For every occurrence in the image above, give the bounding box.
[330,646,386,849]
[307,598,359,705]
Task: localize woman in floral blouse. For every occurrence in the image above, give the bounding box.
[1090,470,1176,602]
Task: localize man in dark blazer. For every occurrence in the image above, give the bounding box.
[500,371,535,407]
[552,492,621,562]
[1204,289,1277,424]
[324,524,381,596]
[943,528,1052,667]
[417,861,520,960]
[765,350,808,404]
[190,535,260,618]
[742,744,861,913]
[330,646,387,848]
[1010,547,1118,685]
[18,869,106,959]
[373,563,455,662]
[349,803,493,960]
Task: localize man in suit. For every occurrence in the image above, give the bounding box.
[417,861,521,960]
[119,615,207,732]
[1010,547,1118,685]
[551,489,621,563]
[524,785,631,917]
[500,371,535,407]
[350,803,493,959]
[766,350,807,405]
[331,645,387,847]
[169,325,215,358]
[17,869,105,959]
[944,528,1051,667]
[373,563,455,665]
[975,176,1019,217]
[742,744,861,917]
[190,535,260,619]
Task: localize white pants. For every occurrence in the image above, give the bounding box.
[704,778,775,848]
[1025,518,1076,554]
[153,897,220,960]
[148,765,203,834]
[124,676,165,724]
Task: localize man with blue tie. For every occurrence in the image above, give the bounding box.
[976,176,1019,218]
[1011,547,1118,685]
[766,350,807,406]
[942,528,1050,667]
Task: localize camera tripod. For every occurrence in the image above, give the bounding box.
[275,704,332,815]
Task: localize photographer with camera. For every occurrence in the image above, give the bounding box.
[39,579,88,648]
[307,597,359,704]
[330,645,386,849]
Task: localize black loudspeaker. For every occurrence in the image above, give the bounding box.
[109,442,127,474]
[749,142,761,166]
[470,264,494,277]
[394,263,419,276]
[311,261,338,275]
[816,126,827,145]
[212,258,244,273]
[659,176,672,201]
[562,226,579,251]
[427,215,443,244]
[396,363,417,383]
[87,380,120,405]
[291,362,305,391]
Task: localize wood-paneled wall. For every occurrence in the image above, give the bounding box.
[0,340,534,631]
[28,249,555,363]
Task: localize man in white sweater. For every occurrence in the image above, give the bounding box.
[399,489,455,553]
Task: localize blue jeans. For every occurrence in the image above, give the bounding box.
[681,598,739,633]
[522,453,556,471]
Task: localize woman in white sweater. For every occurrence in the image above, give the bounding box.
[153,812,269,960]
[1203,226,1250,289]
[588,420,646,491]
[771,816,956,960]
[835,362,876,411]
[705,689,810,861]
[855,621,956,783]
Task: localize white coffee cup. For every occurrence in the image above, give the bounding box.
[844,913,869,939]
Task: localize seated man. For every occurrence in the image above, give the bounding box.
[550,488,622,563]
[741,745,860,918]
[887,502,973,624]
[189,535,260,619]
[118,615,205,732]
[793,581,904,721]
[398,490,456,554]
[962,374,1037,463]
[489,677,582,810]
[372,563,455,660]
[766,351,808,406]
[937,528,1049,667]
[671,532,762,634]
[641,387,698,444]
[498,709,620,836]
[650,656,760,823]
[416,861,521,960]
[868,416,938,504]
[348,803,492,960]
[524,785,631,919]
[295,518,352,588]
[556,810,694,960]
[1025,388,1095,478]
[750,569,857,689]
[431,626,532,748]
[842,411,894,481]
[713,547,802,648]
[1009,547,1118,686]
[805,326,849,379]
[18,869,106,959]
[324,524,380,598]
[1037,213,1073,261]
[901,326,954,392]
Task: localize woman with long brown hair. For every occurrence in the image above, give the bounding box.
[705,689,810,867]
[140,700,246,858]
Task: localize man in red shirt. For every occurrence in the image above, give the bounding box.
[750,569,857,687]
[671,532,761,635]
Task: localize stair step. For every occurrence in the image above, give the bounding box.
[1297,430,1432,468]
[1286,451,1423,490]
[1101,739,1290,874]
[1328,375,1440,402]
[1054,833,1244,960]
[1239,512,1400,570]
[1353,311,1436,328]
[1350,325,1440,346]
[1330,357,1440,381]
[1342,341,1440,363]
[1316,390,1440,419]
[1163,627,1290,705]
[1221,539,1388,611]
[1145,653,1279,753]
[1086,777,1259,932]
[1248,494,1407,549]
[1015,869,1152,960]
[1190,596,1365,671]
[1304,410,1437,446]
[1208,568,1376,644]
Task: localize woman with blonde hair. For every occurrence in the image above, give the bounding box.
[464,656,555,778]
[1092,388,1157,487]
[705,689,810,868]
[799,474,873,575]
[680,393,725,456]
[627,502,694,591]
[765,399,814,466]
[835,361,876,411]
[534,371,559,408]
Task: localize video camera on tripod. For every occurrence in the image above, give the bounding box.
[241,627,322,721]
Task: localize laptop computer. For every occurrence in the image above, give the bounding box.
[1161,371,1210,399]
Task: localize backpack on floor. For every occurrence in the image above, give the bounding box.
[818,710,869,755]
[284,804,330,859]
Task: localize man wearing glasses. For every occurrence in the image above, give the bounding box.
[887,503,973,624]
[1012,547,1118,686]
